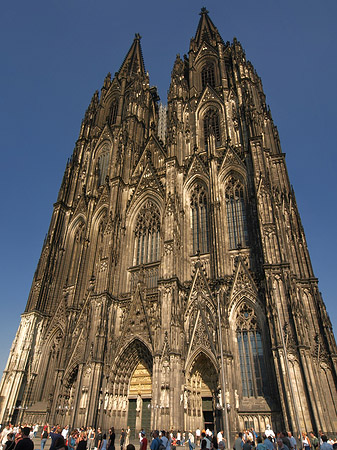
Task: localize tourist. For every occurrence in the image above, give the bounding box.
[287,432,296,450]
[218,441,226,450]
[256,436,265,450]
[14,427,34,450]
[125,428,131,448]
[320,436,333,450]
[301,433,310,450]
[88,428,95,450]
[77,432,88,450]
[108,428,116,450]
[100,434,108,450]
[3,433,15,450]
[120,429,126,450]
[68,430,77,450]
[188,432,195,450]
[276,438,289,450]
[50,426,63,450]
[95,428,103,450]
[54,437,67,450]
[309,433,319,450]
[140,431,147,450]
[196,429,201,446]
[150,431,161,450]
[41,426,49,450]
[233,433,243,450]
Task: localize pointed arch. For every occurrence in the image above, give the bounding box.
[189,181,210,255]
[203,108,221,147]
[68,219,85,284]
[224,174,249,249]
[111,338,153,384]
[133,199,161,265]
[201,62,215,88]
[230,298,270,399]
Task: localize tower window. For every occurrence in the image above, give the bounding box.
[134,201,161,265]
[204,109,221,148]
[191,184,209,254]
[236,303,268,398]
[97,152,110,187]
[108,100,118,125]
[225,177,248,249]
[201,63,215,88]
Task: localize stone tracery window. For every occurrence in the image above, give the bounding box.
[97,151,110,187]
[201,62,215,88]
[191,184,209,255]
[134,200,160,265]
[236,303,268,398]
[68,222,84,284]
[225,177,248,249]
[108,100,118,125]
[203,109,221,148]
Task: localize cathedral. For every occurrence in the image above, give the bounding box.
[1,8,336,440]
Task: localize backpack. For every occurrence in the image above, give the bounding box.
[158,439,166,450]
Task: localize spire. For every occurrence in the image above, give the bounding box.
[118,33,146,78]
[194,7,222,47]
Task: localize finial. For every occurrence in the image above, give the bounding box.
[200,7,209,15]
[135,33,141,40]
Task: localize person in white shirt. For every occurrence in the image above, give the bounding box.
[196,429,201,446]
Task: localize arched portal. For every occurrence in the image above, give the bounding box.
[108,339,153,437]
[186,351,220,433]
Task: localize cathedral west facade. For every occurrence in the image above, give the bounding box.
[1,8,336,439]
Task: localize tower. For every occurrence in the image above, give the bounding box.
[0,8,336,439]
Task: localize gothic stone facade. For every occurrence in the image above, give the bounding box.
[1,9,337,439]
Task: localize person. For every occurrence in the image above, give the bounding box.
[33,425,39,439]
[3,433,15,450]
[95,429,103,450]
[212,436,218,450]
[100,434,108,450]
[256,436,265,450]
[320,436,333,450]
[125,428,131,448]
[265,427,275,442]
[62,427,69,441]
[161,431,169,450]
[88,428,95,450]
[77,432,88,450]
[54,437,67,450]
[201,432,210,450]
[140,432,148,450]
[188,432,195,450]
[217,432,224,445]
[233,433,243,450]
[14,427,34,450]
[50,426,63,450]
[68,430,77,450]
[41,426,49,450]
[196,430,201,446]
[309,433,319,450]
[243,440,252,450]
[276,438,289,450]
[150,431,161,450]
[120,429,126,450]
[127,445,136,450]
[108,428,116,450]
[280,432,291,450]
[301,433,310,450]
[219,442,226,450]
[287,432,296,450]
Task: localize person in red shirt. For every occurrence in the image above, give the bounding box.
[140,432,148,450]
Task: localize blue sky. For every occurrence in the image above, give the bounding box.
[0,0,336,374]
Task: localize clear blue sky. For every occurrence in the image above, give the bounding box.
[0,0,336,374]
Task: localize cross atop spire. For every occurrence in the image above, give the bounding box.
[199,7,209,15]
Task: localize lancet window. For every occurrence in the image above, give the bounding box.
[203,109,221,148]
[236,303,268,397]
[191,184,209,254]
[108,100,118,125]
[201,62,215,88]
[68,222,84,284]
[225,177,248,249]
[134,201,161,265]
[97,151,110,187]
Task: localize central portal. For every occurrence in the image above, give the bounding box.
[128,362,152,438]
[187,352,221,433]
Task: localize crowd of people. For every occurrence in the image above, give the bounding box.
[0,424,336,450]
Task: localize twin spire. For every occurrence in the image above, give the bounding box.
[117,8,220,79]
